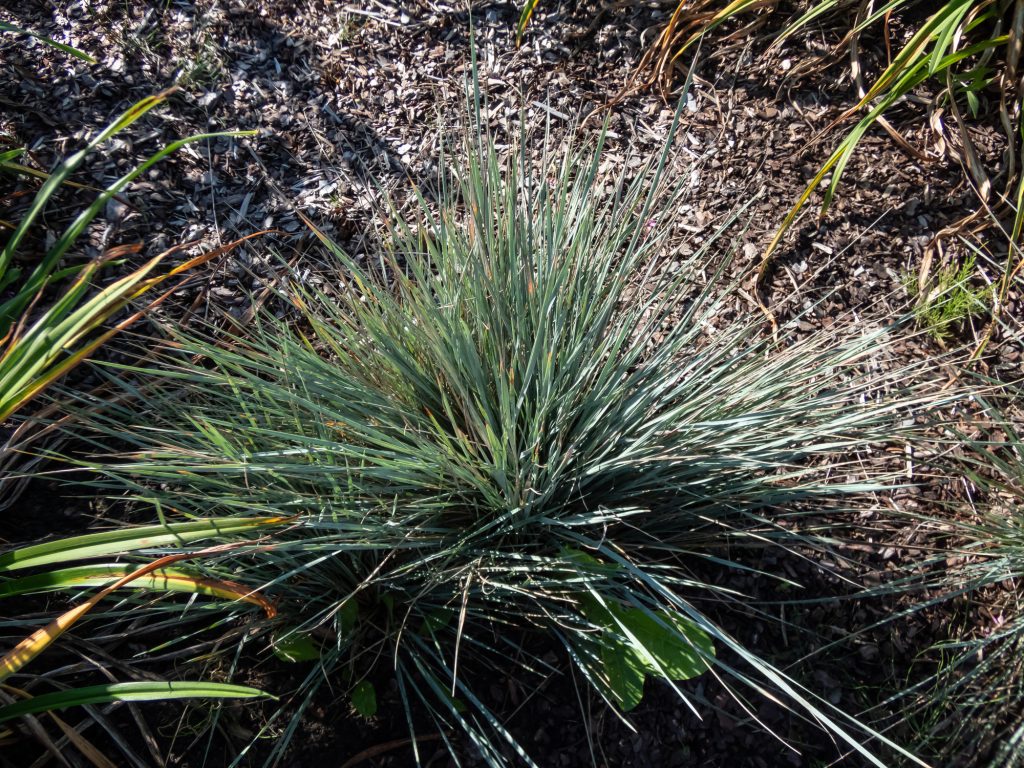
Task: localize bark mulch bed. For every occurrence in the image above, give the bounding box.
[1,1,1021,766]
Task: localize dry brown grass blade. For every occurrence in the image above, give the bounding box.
[921,207,989,291]
[43,711,118,768]
[338,734,443,768]
[592,1,778,120]
[649,1,715,92]
[848,2,931,163]
[0,686,72,768]
[661,0,776,89]
[795,6,942,153]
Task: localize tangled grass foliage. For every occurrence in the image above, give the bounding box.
[952,416,1024,767]
[71,111,947,766]
[892,406,1024,767]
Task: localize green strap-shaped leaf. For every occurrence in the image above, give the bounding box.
[0,22,96,63]
[0,563,265,608]
[0,148,26,165]
[0,681,269,724]
[515,0,541,46]
[0,517,289,572]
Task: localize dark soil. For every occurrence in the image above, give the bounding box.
[1,0,1021,767]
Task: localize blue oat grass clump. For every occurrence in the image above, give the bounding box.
[69,114,945,766]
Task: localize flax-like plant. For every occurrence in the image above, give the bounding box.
[0,91,258,517]
[51,106,958,765]
[0,90,256,424]
[0,91,266,759]
[762,0,1024,275]
[0,518,282,761]
[590,0,1023,314]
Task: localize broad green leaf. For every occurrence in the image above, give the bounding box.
[0,681,268,724]
[600,639,645,711]
[560,547,602,566]
[272,631,321,663]
[338,598,360,639]
[606,602,714,681]
[559,546,623,576]
[418,608,452,636]
[580,595,714,710]
[351,680,377,717]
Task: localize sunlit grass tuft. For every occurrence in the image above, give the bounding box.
[45,108,962,765]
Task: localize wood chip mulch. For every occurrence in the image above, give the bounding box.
[1,1,1022,767]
